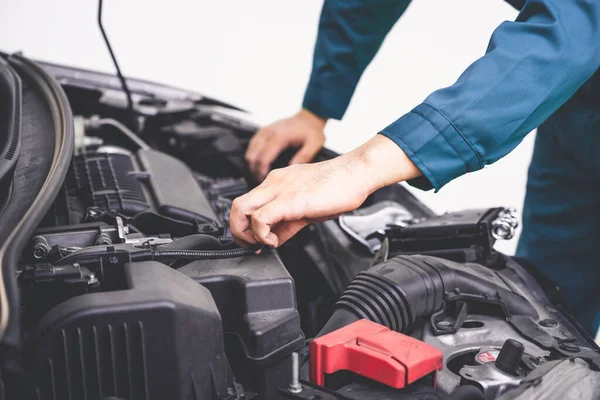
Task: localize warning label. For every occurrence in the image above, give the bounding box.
[476,350,499,364]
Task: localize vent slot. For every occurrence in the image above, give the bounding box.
[36,322,148,400]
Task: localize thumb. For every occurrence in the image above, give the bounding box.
[289,140,322,165]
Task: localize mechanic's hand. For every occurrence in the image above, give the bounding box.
[231,134,421,248]
[245,109,326,181]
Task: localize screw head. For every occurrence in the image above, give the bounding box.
[435,321,453,331]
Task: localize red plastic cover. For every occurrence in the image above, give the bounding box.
[310,319,443,389]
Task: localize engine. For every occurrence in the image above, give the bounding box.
[19,121,303,400]
[7,56,600,400]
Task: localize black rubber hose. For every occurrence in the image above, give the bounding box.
[317,255,538,337]
[318,308,361,337]
[57,246,259,267]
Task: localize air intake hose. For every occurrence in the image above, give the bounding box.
[318,255,537,336]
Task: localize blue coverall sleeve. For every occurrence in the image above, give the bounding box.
[380,0,600,191]
[302,0,412,120]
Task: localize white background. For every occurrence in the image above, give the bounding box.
[0,0,531,254]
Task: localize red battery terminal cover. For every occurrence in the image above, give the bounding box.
[310,319,443,389]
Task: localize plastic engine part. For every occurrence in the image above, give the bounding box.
[310,319,443,389]
[178,252,304,364]
[24,261,233,400]
[318,255,538,337]
[41,148,221,230]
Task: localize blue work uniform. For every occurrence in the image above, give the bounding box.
[302,0,600,335]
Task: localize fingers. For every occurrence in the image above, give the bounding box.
[271,220,309,246]
[290,139,322,165]
[245,131,267,179]
[256,139,287,181]
[245,128,288,181]
[250,199,286,247]
[245,129,264,160]
[230,187,277,245]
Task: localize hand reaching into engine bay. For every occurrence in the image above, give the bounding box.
[231,134,421,247]
[245,109,327,181]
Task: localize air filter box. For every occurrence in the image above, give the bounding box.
[24,261,234,400]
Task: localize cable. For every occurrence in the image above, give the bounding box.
[98,0,135,128]
[87,116,150,150]
[57,246,261,266]
[131,247,259,262]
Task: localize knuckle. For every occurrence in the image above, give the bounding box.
[231,197,244,212]
[251,209,264,223]
[266,169,283,181]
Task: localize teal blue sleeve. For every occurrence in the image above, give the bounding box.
[380,0,600,191]
[302,0,412,120]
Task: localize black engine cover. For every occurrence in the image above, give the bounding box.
[41,149,221,231]
[24,261,232,400]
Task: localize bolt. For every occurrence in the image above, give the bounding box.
[559,342,580,353]
[95,233,112,246]
[539,319,558,328]
[32,236,50,259]
[288,352,302,394]
[491,221,515,240]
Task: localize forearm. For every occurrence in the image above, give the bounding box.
[381,0,600,191]
[303,0,412,120]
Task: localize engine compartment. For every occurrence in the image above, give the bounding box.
[2,55,600,400]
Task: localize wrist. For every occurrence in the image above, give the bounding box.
[345,134,422,194]
[299,108,327,130]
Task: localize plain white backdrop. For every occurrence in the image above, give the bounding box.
[0,0,533,254]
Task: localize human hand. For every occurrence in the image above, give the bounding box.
[231,134,421,248]
[245,109,326,181]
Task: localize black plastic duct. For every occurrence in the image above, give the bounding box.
[318,255,538,336]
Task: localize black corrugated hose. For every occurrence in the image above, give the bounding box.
[317,254,538,337]
[131,247,259,261]
[58,246,261,266]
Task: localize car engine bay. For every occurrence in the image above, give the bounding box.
[0,53,599,400]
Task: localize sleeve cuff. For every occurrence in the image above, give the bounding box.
[302,80,355,120]
[379,103,483,192]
